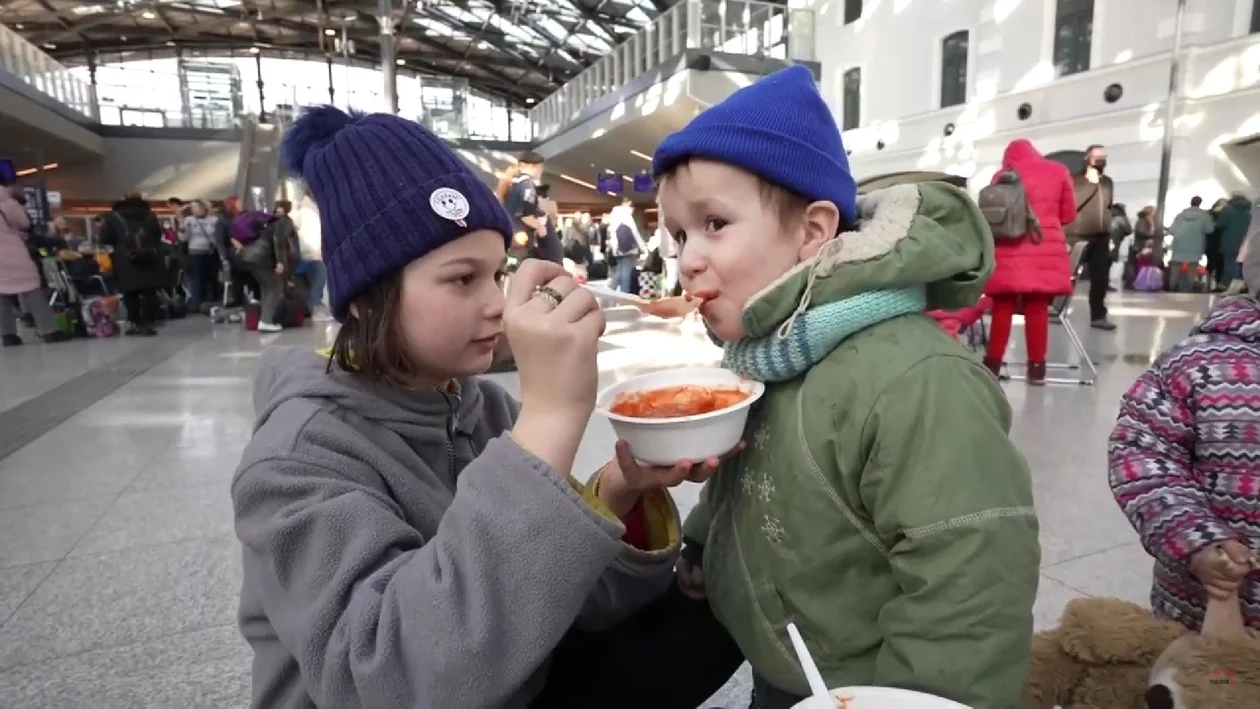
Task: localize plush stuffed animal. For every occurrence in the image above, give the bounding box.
[1145,594,1260,708]
[1022,596,1184,709]
[1023,585,1260,709]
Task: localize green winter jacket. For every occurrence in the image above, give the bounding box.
[684,182,1040,709]
[1167,207,1213,264]
[1217,195,1255,255]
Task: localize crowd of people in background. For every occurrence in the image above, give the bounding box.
[147,192,328,333]
[0,172,329,344]
[495,150,674,299]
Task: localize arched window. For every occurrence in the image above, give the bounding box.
[842,67,861,131]
[940,30,969,108]
[844,0,862,25]
[1053,0,1094,76]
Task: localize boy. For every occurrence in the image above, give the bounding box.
[654,65,1040,709]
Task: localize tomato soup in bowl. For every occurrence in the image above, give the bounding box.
[596,367,765,466]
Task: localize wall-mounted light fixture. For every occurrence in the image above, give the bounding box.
[559,173,598,190]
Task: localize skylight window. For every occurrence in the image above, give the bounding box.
[487,15,547,47]
[625,6,652,24]
[165,0,243,11]
[536,16,568,40]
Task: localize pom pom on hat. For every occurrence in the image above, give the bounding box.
[282,105,513,319]
[652,64,857,225]
[280,105,368,177]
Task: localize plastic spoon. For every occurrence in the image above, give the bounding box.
[786,623,832,708]
[583,284,701,319]
[584,283,647,307]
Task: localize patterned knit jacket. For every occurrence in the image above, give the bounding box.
[1109,295,1260,631]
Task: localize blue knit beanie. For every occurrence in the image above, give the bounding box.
[281,106,512,319]
[652,64,857,225]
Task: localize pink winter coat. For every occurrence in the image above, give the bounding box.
[984,139,1075,296]
[0,191,41,295]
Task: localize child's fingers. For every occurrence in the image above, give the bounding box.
[676,565,707,599]
[677,580,707,600]
[1206,583,1238,601]
[686,460,721,483]
[1220,540,1254,568]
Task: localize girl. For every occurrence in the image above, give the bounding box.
[1128,204,1162,289]
[981,139,1077,385]
[180,199,229,314]
[231,106,741,709]
[654,65,1039,709]
[1109,253,1260,630]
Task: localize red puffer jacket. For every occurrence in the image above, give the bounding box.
[984,139,1076,296]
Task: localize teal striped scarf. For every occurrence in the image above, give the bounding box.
[722,287,927,383]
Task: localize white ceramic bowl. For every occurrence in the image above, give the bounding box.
[790,687,972,709]
[596,367,765,467]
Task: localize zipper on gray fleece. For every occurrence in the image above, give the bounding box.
[439,388,461,479]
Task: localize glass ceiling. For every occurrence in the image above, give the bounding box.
[17,0,664,100]
[413,0,656,66]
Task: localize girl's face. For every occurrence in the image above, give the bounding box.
[397,229,507,381]
[659,160,835,341]
[190,202,206,217]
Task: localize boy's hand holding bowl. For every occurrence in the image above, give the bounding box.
[594,367,763,515]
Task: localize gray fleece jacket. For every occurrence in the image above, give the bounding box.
[232,347,680,708]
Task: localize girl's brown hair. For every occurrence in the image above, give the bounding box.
[328,272,420,386]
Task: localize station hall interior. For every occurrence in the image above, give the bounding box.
[1,0,1260,707]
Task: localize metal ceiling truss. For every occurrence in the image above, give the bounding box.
[4,0,670,103]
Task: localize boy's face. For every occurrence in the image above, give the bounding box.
[659,159,834,341]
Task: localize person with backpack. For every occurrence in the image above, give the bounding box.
[99,192,167,337]
[979,139,1076,385]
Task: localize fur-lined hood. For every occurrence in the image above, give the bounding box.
[738,182,994,340]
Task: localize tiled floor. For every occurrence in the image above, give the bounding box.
[0,291,1218,708]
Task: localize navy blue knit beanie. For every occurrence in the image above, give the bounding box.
[652,64,857,226]
[281,106,512,319]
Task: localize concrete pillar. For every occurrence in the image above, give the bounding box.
[379,0,398,114]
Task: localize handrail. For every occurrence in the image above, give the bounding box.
[0,22,96,119]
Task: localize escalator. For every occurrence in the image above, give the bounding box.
[234,117,286,211]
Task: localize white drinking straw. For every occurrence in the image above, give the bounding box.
[786,622,831,704]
